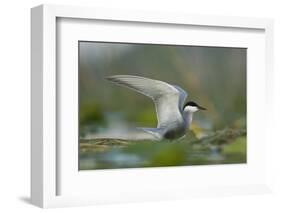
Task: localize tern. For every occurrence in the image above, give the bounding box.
[103,75,206,141]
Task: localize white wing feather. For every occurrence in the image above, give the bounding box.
[106,75,188,128]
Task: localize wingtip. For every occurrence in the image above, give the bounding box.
[105,75,130,81]
[105,75,116,81]
[105,75,126,84]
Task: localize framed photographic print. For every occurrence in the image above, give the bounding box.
[31,4,274,208]
[78,42,247,170]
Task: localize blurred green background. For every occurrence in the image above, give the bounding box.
[79,41,247,170]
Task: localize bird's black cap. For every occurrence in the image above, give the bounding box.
[184,101,206,110]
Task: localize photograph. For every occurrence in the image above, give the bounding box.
[78,41,247,170]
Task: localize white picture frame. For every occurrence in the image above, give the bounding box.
[31,4,274,208]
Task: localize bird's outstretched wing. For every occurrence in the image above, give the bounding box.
[106,75,188,128]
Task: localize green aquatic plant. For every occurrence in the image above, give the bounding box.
[79,128,246,170]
